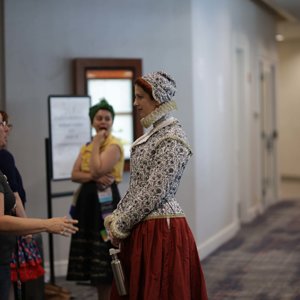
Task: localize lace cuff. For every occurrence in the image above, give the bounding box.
[104,214,114,230]
[104,214,130,239]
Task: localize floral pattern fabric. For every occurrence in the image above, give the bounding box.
[109,117,192,238]
[10,237,44,282]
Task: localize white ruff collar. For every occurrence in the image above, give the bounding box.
[140,100,177,128]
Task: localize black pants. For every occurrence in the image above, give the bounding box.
[0,264,11,300]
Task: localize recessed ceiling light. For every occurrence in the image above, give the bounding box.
[276,34,285,42]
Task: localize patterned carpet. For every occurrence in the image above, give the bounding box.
[55,199,300,300]
[202,199,300,300]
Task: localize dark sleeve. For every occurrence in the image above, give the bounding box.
[0,180,4,194]
[15,168,26,204]
[0,150,19,193]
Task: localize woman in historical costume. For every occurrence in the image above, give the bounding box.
[105,71,208,300]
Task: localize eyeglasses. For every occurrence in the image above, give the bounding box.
[0,121,13,129]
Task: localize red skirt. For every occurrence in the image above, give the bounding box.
[110,217,208,300]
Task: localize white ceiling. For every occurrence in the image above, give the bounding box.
[254,0,300,40]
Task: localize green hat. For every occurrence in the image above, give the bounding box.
[89,98,115,123]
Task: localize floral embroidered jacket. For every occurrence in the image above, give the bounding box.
[105,116,192,239]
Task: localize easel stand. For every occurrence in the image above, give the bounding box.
[45,138,73,284]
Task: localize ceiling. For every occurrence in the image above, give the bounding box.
[253,0,300,40]
[273,0,300,21]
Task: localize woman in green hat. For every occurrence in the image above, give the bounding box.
[66,99,124,300]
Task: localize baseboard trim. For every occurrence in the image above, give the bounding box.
[44,259,69,280]
[281,175,300,181]
[198,220,240,260]
[244,202,264,223]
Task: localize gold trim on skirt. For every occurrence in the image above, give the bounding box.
[144,213,185,221]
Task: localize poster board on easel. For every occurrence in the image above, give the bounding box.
[48,95,91,181]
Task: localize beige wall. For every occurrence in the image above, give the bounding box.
[278,39,300,178]
[277,37,300,199]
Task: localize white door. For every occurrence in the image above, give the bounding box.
[233,47,249,222]
[259,62,278,208]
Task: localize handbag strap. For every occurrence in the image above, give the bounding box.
[14,238,23,300]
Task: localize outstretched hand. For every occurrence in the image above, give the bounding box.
[46,216,78,237]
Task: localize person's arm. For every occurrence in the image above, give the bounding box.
[0,215,78,236]
[71,151,93,183]
[14,192,32,239]
[0,192,78,236]
[89,131,121,179]
[97,174,115,186]
[71,148,116,186]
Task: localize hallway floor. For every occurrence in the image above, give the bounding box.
[55,199,300,300]
[202,199,300,300]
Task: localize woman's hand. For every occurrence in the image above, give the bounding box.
[109,230,121,247]
[97,174,115,187]
[45,216,78,236]
[104,216,120,247]
[23,234,33,243]
[93,129,108,145]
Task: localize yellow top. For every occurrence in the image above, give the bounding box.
[80,134,124,183]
